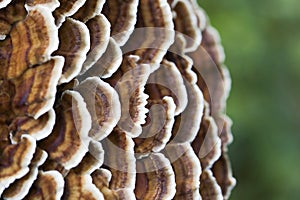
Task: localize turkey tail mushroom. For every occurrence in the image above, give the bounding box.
[0,0,236,199]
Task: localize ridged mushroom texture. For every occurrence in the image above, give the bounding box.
[0,0,236,199]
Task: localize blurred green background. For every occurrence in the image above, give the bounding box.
[198,0,300,199]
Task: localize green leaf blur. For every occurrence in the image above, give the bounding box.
[198,0,300,199]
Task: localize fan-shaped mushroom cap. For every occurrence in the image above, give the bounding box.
[0,0,27,40]
[2,6,59,79]
[146,59,188,115]
[164,143,202,200]
[55,18,90,84]
[135,153,176,200]
[102,127,136,191]
[53,0,86,26]
[73,140,104,175]
[172,83,204,143]
[2,149,47,200]
[188,26,226,118]
[25,0,60,11]
[0,1,235,199]
[75,77,121,141]
[0,135,36,196]
[200,169,223,200]
[123,0,174,69]
[9,109,55,142]
[165,36,204,143]
[188,0,207,31]
[92,168,136,200]
[72,0,105,22]
[219,115,234,150]
[81,37,122,79]
[170,0,201,52]
[212,153,236,199]
[24,170,64,200]
[166,35,197,83]
[106,56,150,137]
[191,103,221,169]
[81,14,110,73]
[38,90,91,170]
[102,0,138,46]
[11,56,64,119]
[134,97,175,154]
[63,171,104,200]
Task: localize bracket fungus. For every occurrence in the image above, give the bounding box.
[0,0,235,199]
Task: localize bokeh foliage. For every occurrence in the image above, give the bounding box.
[198,0,300,199]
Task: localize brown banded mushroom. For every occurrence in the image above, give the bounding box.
[102,0,138,46]
[24,170,64,200]
[38,90,91,170]
[72,0,105,23]
[200,169,223,200]
[191,103,221,170]
[9,108,55,142]
[11,57,64,119]
[164,143,202,200]
[75,77,121,141]
[80,37,122,79]
[106,56,150,137]
[134,97,176,155]
[0,0,27,40]
[55,17,90,84]
[2,6,59,80]
[53,0,86,26]
[101,127,136,194]
[135,153,176,200]
[0,135,36,196]
[92,168,136,200]
[212,153,236,199]
[62,171,104,200]
[2,149,47,199]
[146,59,188,115]
[123,0,175,70]
[81,14,110,73]
[0,1,236,199]
[169,0,201,52]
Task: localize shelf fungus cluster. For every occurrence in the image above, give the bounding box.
[0,0,236,199]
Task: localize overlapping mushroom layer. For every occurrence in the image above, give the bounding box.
[0,0,235,199]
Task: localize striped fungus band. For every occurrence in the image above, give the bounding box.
[0,0,235,199]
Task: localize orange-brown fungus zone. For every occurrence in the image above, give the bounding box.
[0,0,235,199]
